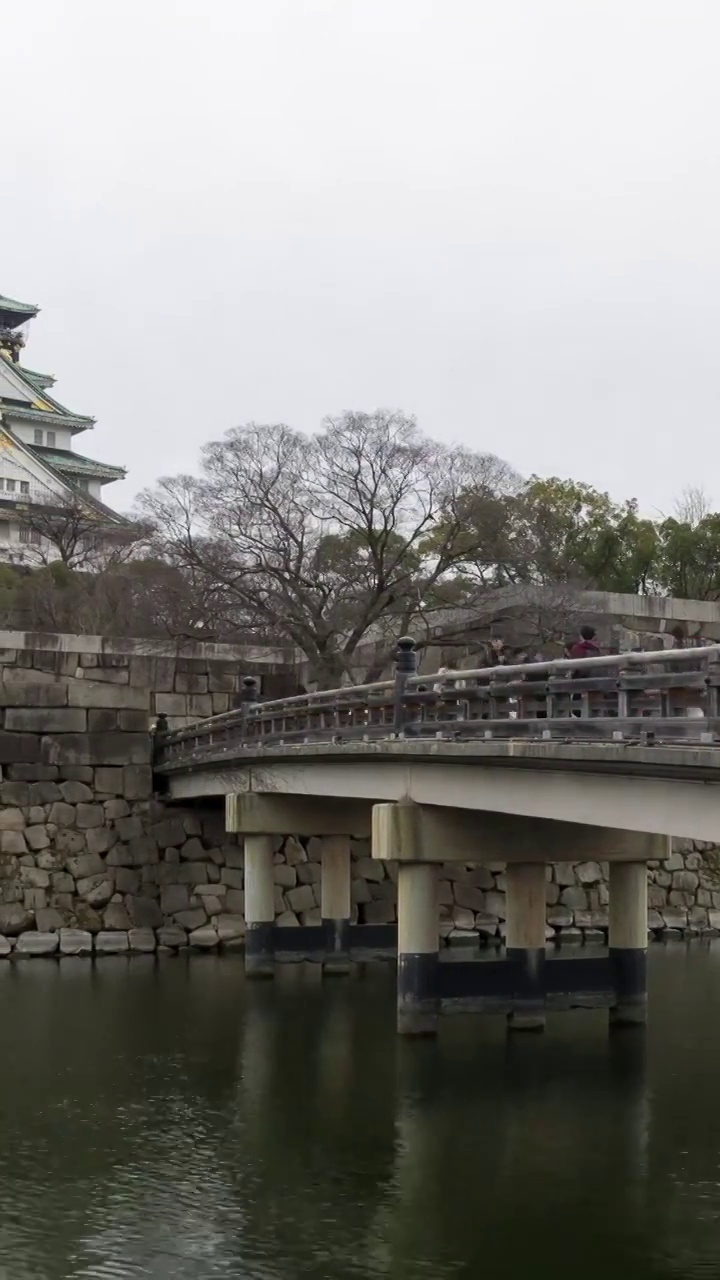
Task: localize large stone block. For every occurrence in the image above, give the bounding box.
[355,857,384,883]
[175,908,207,930]
[6,708,86,733]
[48,802,76,828]
[126,835,159,867]
[69,682,150,710]
[160,884,190,915]
[208,662,236,693]
[126,896,163,928]
[560,886,589,910]
[225,889,244,913]
[123,766,153,799]
[576,862,604,885]
[35,908,65,932]
[78,876,114,907]
[114,867,140,895]
[78,667,128,686]
[180,837,206,861]
[149,817,187,849]
[95,932,129,953]
[157,924,187,948]
[103,903,131,930]
[85,827,117,856]
[7,764,58,782]
[0,682,68,707]
[454,884,486,913]
[0,904,33,934]
[118,709,149,732]
[114,815,143,841]
[286,884,315,913]
[364,900,395,924]
[42,734,150,768]
[187,695,213,718]
[129,928,156,952]
[16,932,59,956]
[54,828,86,855]
[130,656,175,691]
[284,837,307,866]
[58,780,94,804]
[217,914,245,942]
[154,694,187,717]
[20,866,50,889]
[75,803,105,829]
[0,808,25,831]
[88,710,118,733]
[0,831,27,855]
[66,852,104,879]
[24,888,48,910]
[0,781,30,806]
[220,868,243,889]
[484,891,507,919]
[175,672,208,694]
[73,903,102,933]
[95,768,124,795]
[274,864,296,888]
[189,926,218,948]
[59,929,93,955]
[25,826,50,852]
[29,780,62,804]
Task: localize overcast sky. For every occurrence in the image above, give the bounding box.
[2,0,719,515]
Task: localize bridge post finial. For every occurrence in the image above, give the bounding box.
[393,636,417,735]
[240,675,259,743]
[242,675,259,703]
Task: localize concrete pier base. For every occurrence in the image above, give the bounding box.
[321,836,351,974]
[609,861,648,1027]
[397,862,439,1036]
[506,862,546,1031]
[244,835,276,978]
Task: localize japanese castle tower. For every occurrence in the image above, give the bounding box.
[0,290,125,558]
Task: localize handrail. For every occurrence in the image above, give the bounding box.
[153,638,720,768]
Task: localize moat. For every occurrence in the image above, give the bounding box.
[3,946,720,1279]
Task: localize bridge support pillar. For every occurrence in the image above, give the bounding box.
[397,862,439,1036]
[506,862,546,1031]
[321,835,351,974]
[609,861,647,1027]
[244,834,276,978]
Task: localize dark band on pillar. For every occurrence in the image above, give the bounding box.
[245,922,275,975]
[610,947,647,1024]
[397,952,439,1034]
[507,946,545,1029]
[322,917,350,958]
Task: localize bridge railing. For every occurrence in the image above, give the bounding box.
[153,639,720,769]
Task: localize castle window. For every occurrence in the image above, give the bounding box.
[6,480,16,493]
[19,527,40,545]
[20,482,29,495]
[46,431,56,447]
[33,428,43,445]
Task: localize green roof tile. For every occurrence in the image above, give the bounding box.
[32,445,125,481]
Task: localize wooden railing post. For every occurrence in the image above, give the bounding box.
[393,636,417,736]
[240,675,259,743]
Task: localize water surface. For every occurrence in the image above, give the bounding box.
[2,946,720,1279]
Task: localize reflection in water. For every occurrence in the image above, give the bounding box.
[2,947,720,1276]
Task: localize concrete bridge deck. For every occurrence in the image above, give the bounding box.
[153,641,720,1035]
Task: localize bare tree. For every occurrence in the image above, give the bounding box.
[673,485,712,528]
[138,411,518,686]
[16,495,149,571]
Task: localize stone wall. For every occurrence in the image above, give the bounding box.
[0,629,717,958]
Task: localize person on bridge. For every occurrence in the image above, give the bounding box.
[569,624,601,665]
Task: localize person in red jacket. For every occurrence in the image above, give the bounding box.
[569,624,601,664]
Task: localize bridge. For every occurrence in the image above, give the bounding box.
[154,640,720,1035]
